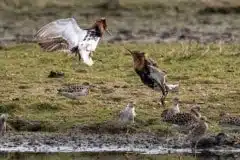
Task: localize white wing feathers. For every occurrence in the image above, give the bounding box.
[36,18,83,49]
[35,18,96,66]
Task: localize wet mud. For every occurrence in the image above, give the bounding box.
[0,130,239,154]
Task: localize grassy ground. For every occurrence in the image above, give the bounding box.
[0,43,239,134]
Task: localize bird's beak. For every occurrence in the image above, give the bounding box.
[124,47,133,56]
[106,29,112,35]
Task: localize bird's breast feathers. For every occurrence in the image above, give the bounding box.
[78,30,101,52]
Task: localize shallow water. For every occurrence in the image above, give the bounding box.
[1,152,240,160]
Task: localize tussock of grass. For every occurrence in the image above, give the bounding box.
[0,43,239,134]
[0,103,19,114]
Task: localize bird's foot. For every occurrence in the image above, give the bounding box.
[158,99,166,107]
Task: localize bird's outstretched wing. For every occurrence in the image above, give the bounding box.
[148,65,166,86]
[35,18,84,51]
[147,58,158,67]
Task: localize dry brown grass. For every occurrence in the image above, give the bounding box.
[201,0,240,8]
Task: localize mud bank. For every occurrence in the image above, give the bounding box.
[0,132,239,154]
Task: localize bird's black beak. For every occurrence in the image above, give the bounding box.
[124,47,133,56]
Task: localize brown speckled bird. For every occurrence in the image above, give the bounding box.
[125,48,168,106]
[163,105,202,134]
[186,116,209,153]
[189,105,201,118]
[219,112,240,132]
[219,112,240,126]
[161,97,180,121]
[57,84,89,99]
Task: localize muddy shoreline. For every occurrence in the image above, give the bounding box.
[0,131,239,154]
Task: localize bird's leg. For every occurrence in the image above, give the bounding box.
[158,84,167,107]
[90,51,94,57]
[164,84,169,96]
[78,52,81,61]
[166,125,171,148]
[126,126,129,135]
[192,141,198,157]
[132,117,135,124]
[160,95,166,107]
[161,84,169,107]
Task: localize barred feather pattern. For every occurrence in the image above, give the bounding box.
[58,85,89,93]
[38,37,69,52]
[220,115,240,126]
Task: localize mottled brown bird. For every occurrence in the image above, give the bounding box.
[219,112,240,126]
[161,97,180,121]
[125,48,168,106]
[57,84,89,99]
[163,105,202,134]
[189,105,201,118]
[219,112,240,132]
[186,116,209,153]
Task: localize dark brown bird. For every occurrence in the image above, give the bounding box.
[125,48,168,106]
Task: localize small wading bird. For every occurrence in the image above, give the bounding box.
[57,84,89,99]
[161,97,180,121]
[163,105,202,133]
[125,48,169,106]
[0,114,7,136]
[119,102,136,123]
[189,105,201,118]
[35,17,111,66]
[219,111,240,131]
[186,116,209,153]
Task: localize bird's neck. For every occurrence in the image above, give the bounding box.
[134,58,146,71]
[173,104,180,113]
[87,25,103,38]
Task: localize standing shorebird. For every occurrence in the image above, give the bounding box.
[189,105,201,118]
[0,114,7,136]
[35,17,111,66]
[163,105,202,133]
[219,112,240,132]
[161,97,180,121]
[186,116,209,153]
[119,102,136,123]
[125,49,168,106]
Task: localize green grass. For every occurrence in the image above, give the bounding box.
[0,43,239,134]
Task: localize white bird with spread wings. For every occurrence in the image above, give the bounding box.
[35,17,111,66]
